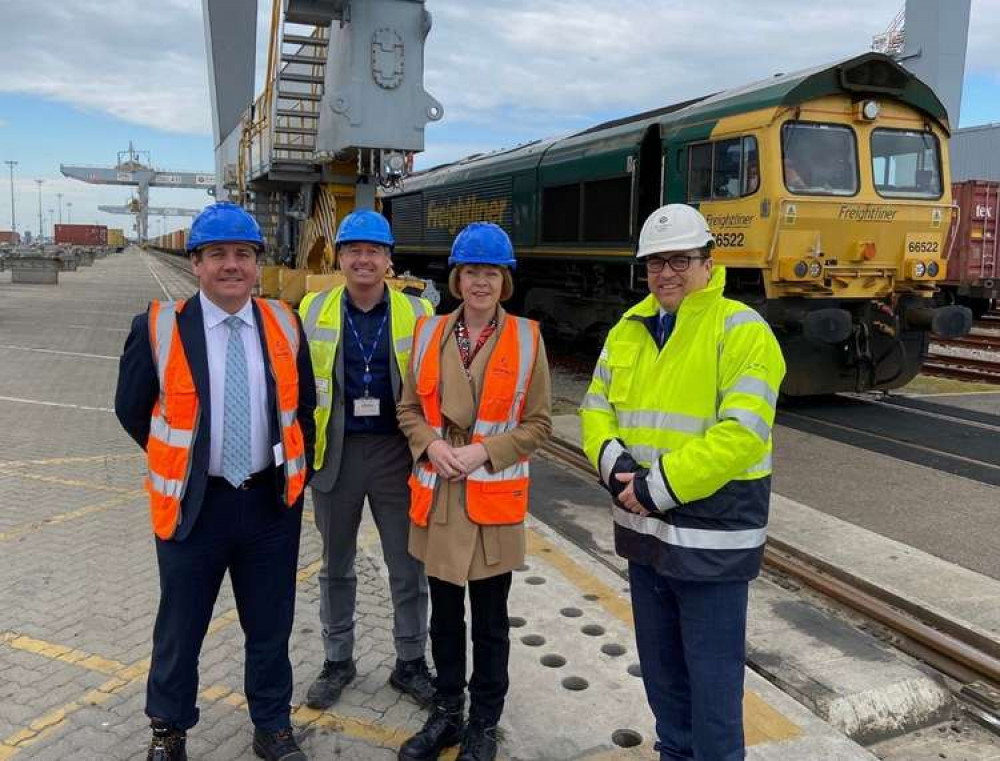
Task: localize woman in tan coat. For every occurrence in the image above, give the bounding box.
[396,223,551,761]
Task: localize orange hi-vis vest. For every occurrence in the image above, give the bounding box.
[408,314,540,527]
[146,297,307,539]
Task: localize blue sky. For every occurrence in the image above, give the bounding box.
[2,0,999,238]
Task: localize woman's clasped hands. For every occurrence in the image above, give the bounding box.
[425,439,490,480]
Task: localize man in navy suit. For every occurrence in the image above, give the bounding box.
[115,202,316,761]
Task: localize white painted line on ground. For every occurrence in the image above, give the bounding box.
[901,389,1000,398]
[144,254,173,299]
[0,395,114,412]
[0,344,118,361]
[67,325,130,333]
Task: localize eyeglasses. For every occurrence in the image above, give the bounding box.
[644,254,708,274]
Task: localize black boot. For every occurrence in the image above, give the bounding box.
[456,719,497,761]
[252,726,307,760]
[389,656,436,708]
[305,659,356,709]
[397,696,465,761]
[146,720,187,761]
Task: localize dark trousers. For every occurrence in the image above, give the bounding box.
[628,561,749,761]
[146,472,302,733]
[429,573,512,725]
[313,432,428,662]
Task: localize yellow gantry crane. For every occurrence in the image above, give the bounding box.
[202,0,443,303]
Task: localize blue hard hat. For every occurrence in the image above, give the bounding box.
[186,201,264,252]
[448,222,516,270]
[335,209,394,249]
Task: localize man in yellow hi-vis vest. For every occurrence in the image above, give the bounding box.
[579,204,786,761]
[298,210,436,711]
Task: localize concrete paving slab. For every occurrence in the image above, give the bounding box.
[0,253,878,759]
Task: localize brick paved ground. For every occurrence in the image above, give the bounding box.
[0,251,874,761]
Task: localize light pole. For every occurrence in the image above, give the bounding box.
[35,179,43,239]
[48,209,54,241]
[56,193,63,225]
[3,160,16,235]
[66,201,72,223]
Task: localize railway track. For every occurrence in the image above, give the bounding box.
[922,352,1000,384]
[538,435,1000,732]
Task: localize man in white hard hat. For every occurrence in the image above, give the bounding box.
[579,204,786,761]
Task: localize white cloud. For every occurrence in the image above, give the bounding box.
[1,0,998,160]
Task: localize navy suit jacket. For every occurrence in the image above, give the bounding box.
[115,295,316,541]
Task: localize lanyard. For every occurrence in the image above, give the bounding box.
[344,308,389,396]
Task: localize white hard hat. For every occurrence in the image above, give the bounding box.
[636,204,715,259]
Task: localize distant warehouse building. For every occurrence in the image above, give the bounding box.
[950,124,1000,182]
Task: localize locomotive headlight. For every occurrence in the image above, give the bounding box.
[862,100,881,120]
[927,260,940,277]
[808,260,823,278]
[913,261,927,278]
[793,260,809,278]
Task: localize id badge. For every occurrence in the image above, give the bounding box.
[354,397,381,417]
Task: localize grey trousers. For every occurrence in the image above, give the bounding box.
[312,432,429,663]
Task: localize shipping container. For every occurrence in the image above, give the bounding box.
[107,228,126,250]
[945,181,1000,317]
[54,224,108,247]
[0,230,20,245]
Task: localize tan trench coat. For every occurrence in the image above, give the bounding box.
[397,305,552,586]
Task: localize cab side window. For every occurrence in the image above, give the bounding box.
[688,136,759,201]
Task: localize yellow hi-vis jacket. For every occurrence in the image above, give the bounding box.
[299,285,433,470]
[579,266,786,580]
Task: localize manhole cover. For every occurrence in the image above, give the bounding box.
[560,607,583,618]
[540,654,566,668]
[520,634,546,647]
[581,624,605,637]
[561,676,589,691]
[611,729,642,748]
[601,643,626,657]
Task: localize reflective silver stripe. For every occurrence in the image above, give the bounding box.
[311,326,338,343]
[645,462,677,511]
[724,309,767,332]
[599,439,626,486]
[612,506,768,550]
[747,451,773,474]
[280,409,296,428]
[151,301,178,385]
[412,315,444,373]
[592,361,611,388]
[286,454,306,477]
[395,335,414,354]
[630,444,668,466]
[263,299,299,352]
[302,291,328,338]
[473,419,509,437]
[468,459,529,483]
[149,415,193,448]
[403,293,431,317]
[148,470,185,500]
[724,376,778,409]
[413,465,437,489]
[580,393,612,412]
[616,409,713,435]
[721,407,772,442]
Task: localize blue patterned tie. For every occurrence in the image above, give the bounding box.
[222,315,252,487]
[658,312,676,348]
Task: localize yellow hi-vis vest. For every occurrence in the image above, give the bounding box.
[299,285,433,469]
[578,266,786,580]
